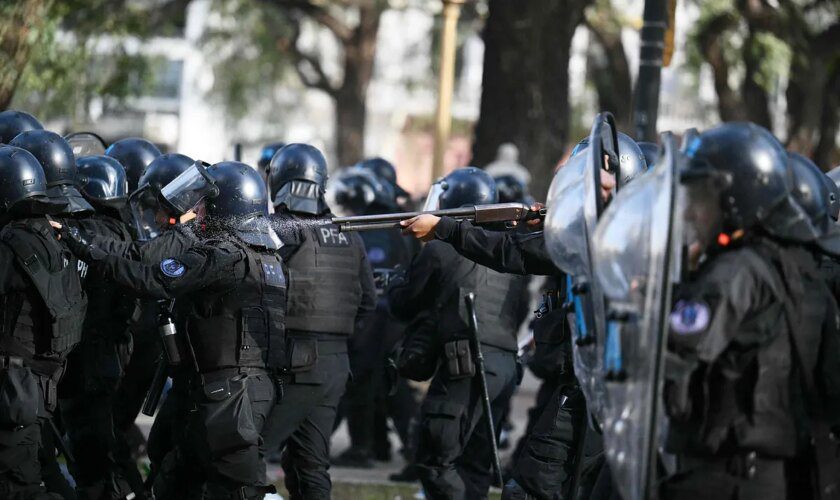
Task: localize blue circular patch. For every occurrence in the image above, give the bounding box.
[160,258,186,278]
[669,300,710,335]
[367,247,387,264]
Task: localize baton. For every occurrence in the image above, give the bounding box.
[465,292,504,487]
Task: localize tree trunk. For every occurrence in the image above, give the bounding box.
[334,4,380,167]
[813,64,840,168]
[472,0,591,202]
[0,0,51,110]
[740,31,772,129]
[586,12,633,130]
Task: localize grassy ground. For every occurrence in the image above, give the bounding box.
[275,481,502,500]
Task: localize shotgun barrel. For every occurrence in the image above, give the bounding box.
[331,202,545,232]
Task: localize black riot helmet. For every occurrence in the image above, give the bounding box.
[684,122,807,239]
[105,138,161,192]
[356,157,410,200]
[138,153,194,192]
[204,161,280,249]
[0,145,67,221]
[128,153,195,241]
[331,166,397,215]
[493,174,534,204]
[0,110,43,143]
[570,132,648,186]
[258,142,286,171]
[637,141,660,169]
[76,155,129,210]
[438,167,498,209]
[269,143,329,214]
[788,151,840,227]
[826,164,840,221]
[10,129,94,214]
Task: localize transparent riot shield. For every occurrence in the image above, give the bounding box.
[545,112,620,422]
[592,133,684,500]
[64,132,107,158]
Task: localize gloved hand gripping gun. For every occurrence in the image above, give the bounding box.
[331,202,546,232]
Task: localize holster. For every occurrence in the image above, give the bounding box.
[0,358,39,427]
[663,351,696,421]
[443,340,475,379]
[285,338,318,373]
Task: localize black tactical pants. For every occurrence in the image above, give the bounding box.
[261,340,350,500]
[112,330,160,497]
[660,455,787,500]
[153,368,275,500]
[1,362,65,500]
[59,334,134,500]
[415,347,518,500]
[505,384,588,500]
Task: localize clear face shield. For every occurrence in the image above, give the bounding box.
[422,179,448,211]
[64,132,107,158]
[159,161,219,216]
[232,214,283,250]
[128,185,172,241]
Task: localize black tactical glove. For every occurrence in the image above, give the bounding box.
[61,225,105,262]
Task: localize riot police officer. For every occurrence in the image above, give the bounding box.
[399,132,649,500]
[263,144,376,499]
[330,167,422,468]
[80,152,199,497]
[257,142,286,182]
[10,129,95,499]
[355,157,411,208]
[105,138,161,192]
[0,145,87,500]
[57,155,137,500]
[0,110,43,143]
[60,160,285,500]
[388,167,529,499]
[660,123,840,499]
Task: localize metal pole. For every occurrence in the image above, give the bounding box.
[632,0,669,141]
[433,0,465,182]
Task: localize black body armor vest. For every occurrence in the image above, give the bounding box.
[0,218,88,373]
[280,216,364,335]
[184,241,286,373]
[437,252,528,352]
[75,215,134,339]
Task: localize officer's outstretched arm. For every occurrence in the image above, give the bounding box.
[86,244,245,300]
[433,216,557,276]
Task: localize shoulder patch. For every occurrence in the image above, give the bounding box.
[367,246,386,264]
[160,258,186,278]
[669,300,711,335]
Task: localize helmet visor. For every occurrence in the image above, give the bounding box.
[160,161,218,215]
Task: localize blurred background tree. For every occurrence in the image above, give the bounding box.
[471,0,592,200]
[205,0,398,167]
[686,0,840,166]
[1,0,190,125]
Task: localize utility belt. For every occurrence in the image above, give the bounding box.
[440,339,514,380]
[677,451,782,480]
[534,289,564,319]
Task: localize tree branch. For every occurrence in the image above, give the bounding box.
[284,23,338,95]
[272,0,353,42]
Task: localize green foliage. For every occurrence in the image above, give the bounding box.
[9,0,180,122]
[202,0,298,121]
[750,32,792,93]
